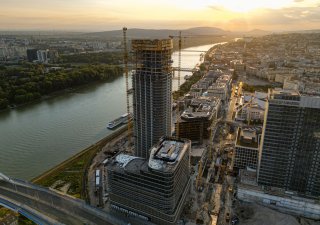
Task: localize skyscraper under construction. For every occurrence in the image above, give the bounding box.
[132,39,173,158]
[107,38,190,225]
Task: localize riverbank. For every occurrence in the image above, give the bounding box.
[0,74,123,113]
[0,43,216,181]
[0,63,123,111]
[32,125,128,201]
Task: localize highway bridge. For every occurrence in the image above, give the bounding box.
[172,67,199,73]
[0,173,151,225]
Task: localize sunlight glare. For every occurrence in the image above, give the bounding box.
[211,0,294,12]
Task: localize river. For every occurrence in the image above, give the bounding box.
[0,43,221,180]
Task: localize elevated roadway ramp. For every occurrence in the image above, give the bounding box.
[0,175,151,225]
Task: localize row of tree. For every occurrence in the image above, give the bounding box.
[172,63,207,99]
[242,83,275,93]
[0,64,123,109]
[59,52,123,64]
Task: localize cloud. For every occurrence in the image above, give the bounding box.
[0,13,120,31]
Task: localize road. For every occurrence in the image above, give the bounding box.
[0,175,142,225]
[226,82,242,122]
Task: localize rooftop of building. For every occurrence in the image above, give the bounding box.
[190,96,220,109]
[179,96,219,122]
[269,88,320,108]
[190,147,206,158]
[108,137,190,174]
[236,127,259,149]
[254,91,268,100]
[208,82,227,89]
[148,137,190,172]
[216,74,232,83]
[179,109,212,121]
[239,168,258,186]
[271,88,300,96]
[131,39,173,51]
[242,93,267,110]
[205,70,223,78]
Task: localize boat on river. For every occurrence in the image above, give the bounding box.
[107,113,132,129]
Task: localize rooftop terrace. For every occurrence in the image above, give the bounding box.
[236,128,259,149]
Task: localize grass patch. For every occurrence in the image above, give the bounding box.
[32,126,127,201]
[0,207,10,217]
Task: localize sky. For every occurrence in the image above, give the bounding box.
[0,0,319,31]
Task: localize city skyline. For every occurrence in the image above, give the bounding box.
[0,0,319,31]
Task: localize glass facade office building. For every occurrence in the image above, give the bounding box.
[258,89,320,197]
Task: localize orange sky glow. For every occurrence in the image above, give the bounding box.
[0,0,319,31]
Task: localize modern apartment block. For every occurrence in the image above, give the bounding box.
[106,137,191,225]
[258,89,320,197]
[132,39,173,159]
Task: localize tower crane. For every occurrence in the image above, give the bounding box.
[123,27,132,146]
[169,33,209,139]
[169,32,183,138]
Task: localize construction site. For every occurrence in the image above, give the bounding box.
[83,27,239,225]
[84,29,320,225]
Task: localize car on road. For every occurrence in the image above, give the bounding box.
[231,215,239,225]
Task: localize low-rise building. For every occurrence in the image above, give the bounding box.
[205,83,228,102]
[235,92,266,122]
[246,66,257,76]
[176,97,220,144]
[234,128,260,170]
[216,74,232,91]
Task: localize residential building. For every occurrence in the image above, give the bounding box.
[36,50,49,63]
[205,83,228,102]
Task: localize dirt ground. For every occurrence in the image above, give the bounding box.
[235,202,320,225]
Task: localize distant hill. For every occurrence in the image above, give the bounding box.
[83,27,230,39]
[232,29,273,37]
[181,27,230,35]
[281,29,320,34]
[245,29,272,36]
